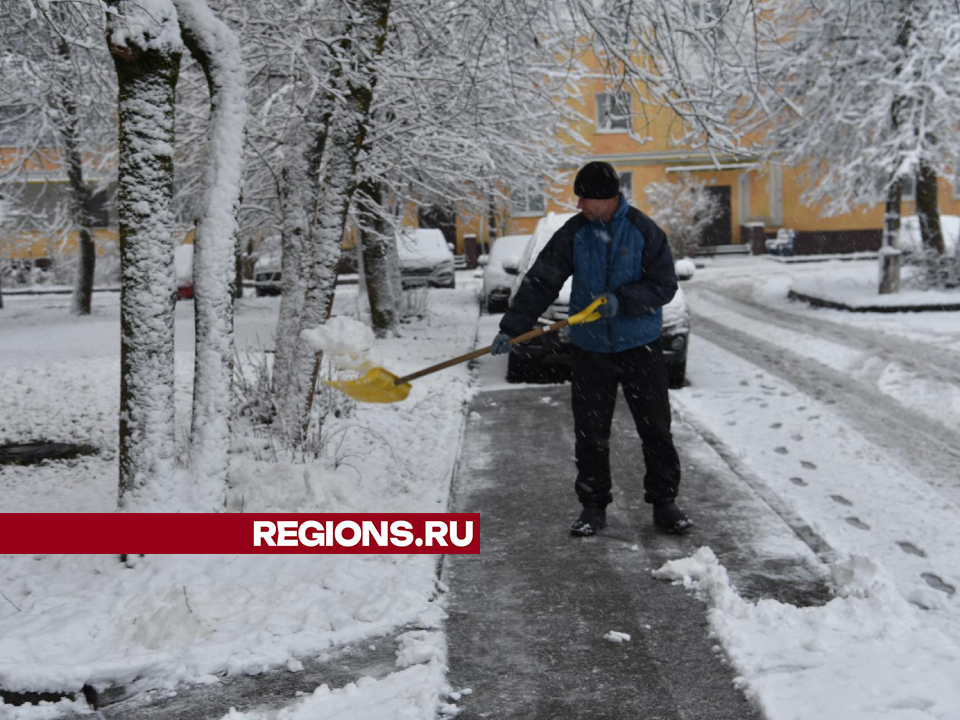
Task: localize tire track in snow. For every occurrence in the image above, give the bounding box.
[690,314,960,504]
[693,283,960,386]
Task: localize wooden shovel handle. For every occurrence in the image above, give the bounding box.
[395,319,571,385]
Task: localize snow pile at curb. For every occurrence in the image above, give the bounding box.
[220,631,458,720]
[655,548,960,719]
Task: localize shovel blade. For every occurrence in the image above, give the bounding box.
[323,367,412,403]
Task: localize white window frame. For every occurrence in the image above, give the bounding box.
[512,183,546,217]
[596,91,632,133]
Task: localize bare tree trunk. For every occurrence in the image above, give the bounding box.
[107,1,182,509]
[880,178,902,295]
[280,0,392,445]
[56,36,97,316]
[234,243,244,299]
[357,179,399,337]
[878,6,911,295]
[915,159,944,255]
[273,152,309,405]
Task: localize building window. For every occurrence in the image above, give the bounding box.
[618,171,633,201]
[900,175,916,201]
[596,91,631,132]
[512,184,545,216]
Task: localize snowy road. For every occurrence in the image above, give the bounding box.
[686,280,960,502]
[670,259,960,672]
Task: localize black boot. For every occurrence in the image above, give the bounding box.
[570,505,607,536]
[653,502,693,535]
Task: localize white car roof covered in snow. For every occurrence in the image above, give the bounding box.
[396,228,453,265]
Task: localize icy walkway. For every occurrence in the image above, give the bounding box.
[443,378,829,719]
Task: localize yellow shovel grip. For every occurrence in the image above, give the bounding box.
[567,296,608,326]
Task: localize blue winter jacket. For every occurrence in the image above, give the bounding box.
[500,194,678,353]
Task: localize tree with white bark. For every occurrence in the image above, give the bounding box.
[101,0,245,510]
[173,0,247,503]
[105,0,184,509]
[237,0,584,445]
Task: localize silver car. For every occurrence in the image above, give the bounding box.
[397,228,456,289]
[479,234,532,312]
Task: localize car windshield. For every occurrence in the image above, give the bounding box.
[398,229,447,256]
[522,213,576,272]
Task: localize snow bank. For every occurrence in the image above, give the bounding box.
[0,283,479,716]
[655,548,960,719]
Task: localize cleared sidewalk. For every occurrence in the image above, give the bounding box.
[443,380,828,719]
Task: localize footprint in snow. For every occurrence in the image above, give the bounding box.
[774,447,789,455]
[800,460,817,469]
[740,380,750,386]
[845,517,870,531]
[791,433,803,441]
[770,422,782,429]
[921,573,956,596]
[830,494,853,507]
[797,406,807,411]
[807,415,820,421]
[897,541,927,558]
[789,477,808,487]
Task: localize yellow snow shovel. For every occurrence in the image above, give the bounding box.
[324,296,608,403]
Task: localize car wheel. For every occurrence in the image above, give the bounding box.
[507,354,570,384]
[506,353,539,383]
[667,361,686,389]
[255,287,266,297]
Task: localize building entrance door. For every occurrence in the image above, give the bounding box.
[698,186,732,246]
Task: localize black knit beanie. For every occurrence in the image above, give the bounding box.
[574,161,620,200]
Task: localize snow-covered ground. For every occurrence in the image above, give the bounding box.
[0,281,479,719]
[3,257,960,719]
[669,257,960,718]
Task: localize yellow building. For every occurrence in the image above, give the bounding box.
[499,50,960,256]
[0,149,118,267]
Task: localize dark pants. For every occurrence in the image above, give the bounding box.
[571,340,681,508]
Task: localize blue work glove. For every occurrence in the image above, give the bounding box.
[597,292,619,318]
[491,331,515,355]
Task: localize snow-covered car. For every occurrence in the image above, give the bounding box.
[897,215,959,255]
[175,243,194,300]
[480,233,532,312]
[397,228,456,289]
[505,212,691,388]
[253,251,282,296]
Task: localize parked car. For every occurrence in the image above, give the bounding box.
[175,243,194,300]
[479,233,532,312]
[397,228,456,289]
[253,251,282,296]
[505,212,691,388]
